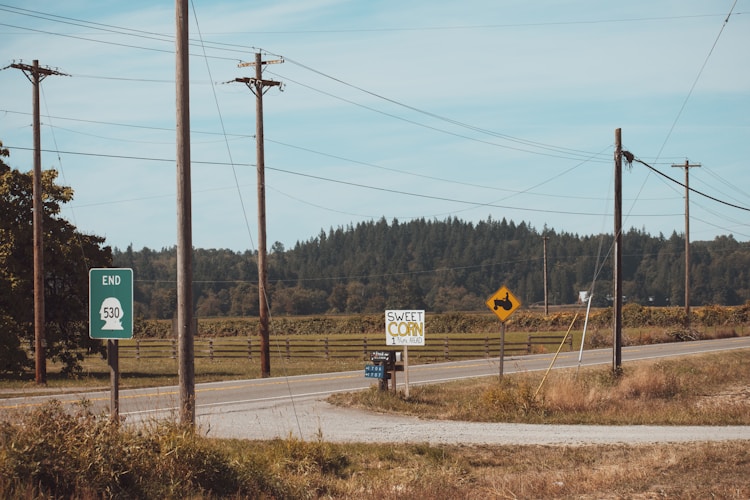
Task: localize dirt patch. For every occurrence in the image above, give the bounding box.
[694,384,750,410]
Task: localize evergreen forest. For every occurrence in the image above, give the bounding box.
[113,217,750,320]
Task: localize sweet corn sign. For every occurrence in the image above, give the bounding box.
[385,309,425,346]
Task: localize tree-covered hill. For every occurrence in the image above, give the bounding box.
[113,216,750,319]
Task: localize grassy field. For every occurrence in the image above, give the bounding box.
[1,344,749,497]
[329,349,750,426]
[2,323,740,393]
[2,401,747,498]
[0,329,580,393]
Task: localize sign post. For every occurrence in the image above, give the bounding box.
[385,309,425,398]
[485,286,521,379]
[89,268,133,422]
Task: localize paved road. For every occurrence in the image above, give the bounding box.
[2,337,750,444]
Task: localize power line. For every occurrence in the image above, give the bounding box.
[267,138,667,202]
[3,145,254,166]
[267,163,680,218]
[184,13,743,35]
[2,3,738,37]
[629,155,750,212]
[5,143,689,219]
[0,108,254,138]
[653,0,739,160]
[4,6,721,172]
[274,58,611,163]
[0,5,684,164]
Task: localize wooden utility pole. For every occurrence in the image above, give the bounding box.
[542,236,549,315]
[671,160,701,328]
[7,60,67,385]
[236,53,282,378]
[175,0,195,426]
[613,128,623,372]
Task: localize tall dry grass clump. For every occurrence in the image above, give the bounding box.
[0,400,296,498]
[335,350,750,426]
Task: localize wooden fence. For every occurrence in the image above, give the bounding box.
[117,334,573,361]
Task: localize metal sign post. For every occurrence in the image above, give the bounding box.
[89,268,133,423]
[499,322,506,379]
[485,286,521,379]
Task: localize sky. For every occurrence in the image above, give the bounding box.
[1,1,749,253]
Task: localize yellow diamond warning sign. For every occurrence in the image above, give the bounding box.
[485,286,521,322]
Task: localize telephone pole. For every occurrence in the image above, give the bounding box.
[671,159,701,328]
[542,236,549,316]
[613,128,623,372]
[7,60,67,385]
[175,0,195,426]
[235,53,282,378]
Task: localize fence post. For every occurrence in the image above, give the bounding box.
[209,338,214,361]
[324,337,329,360]
[363,338,368,359]
[285,338,291,360]
[444,337,449,359]
[136,339,140,360]
[171,339,177,359]
[526,334,532,354]
[485,336,489,358]
[247,337,252,360]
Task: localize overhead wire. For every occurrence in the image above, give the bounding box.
[612,1,745,253]
[3,143,686,219]
[631,156,750,212]
[2,4,746,243]
[693,166,750,207]
[3,145,254,167]
[188,0,304,439]
[188,1,257,254]
[0,108,254,139]
[0,4,638,163]
[266,162,681,218]
[267,137,667,202]
[652,0,740,161]
[39,85,94,271]
[268,69,612,163]
[205,12,741,35]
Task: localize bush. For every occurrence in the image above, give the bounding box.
[0,314,31,376]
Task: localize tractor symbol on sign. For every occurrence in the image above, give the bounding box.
[492,292,514,311]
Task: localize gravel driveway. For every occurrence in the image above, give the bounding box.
[197,395,750,445]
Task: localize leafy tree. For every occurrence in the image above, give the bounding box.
[0,141,111,377]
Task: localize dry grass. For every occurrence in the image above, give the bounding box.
[329,350,750,425]
[1,404,748,499]
[2,350,750,498]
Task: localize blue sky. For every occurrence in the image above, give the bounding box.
[1,1,748,253]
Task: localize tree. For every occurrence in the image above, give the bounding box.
[0,141,112,377]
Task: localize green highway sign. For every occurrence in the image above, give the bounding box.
[89,268,133,339]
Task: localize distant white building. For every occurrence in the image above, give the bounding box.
[578,290,590,304]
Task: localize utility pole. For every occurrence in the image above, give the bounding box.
[235,53,282,378]
[175,0,195,426]
[7,60,67,385]
[542,236,549,316]
[613,128,623,372]
[671,160,700,329]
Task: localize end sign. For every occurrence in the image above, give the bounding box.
[89,268,133,339]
